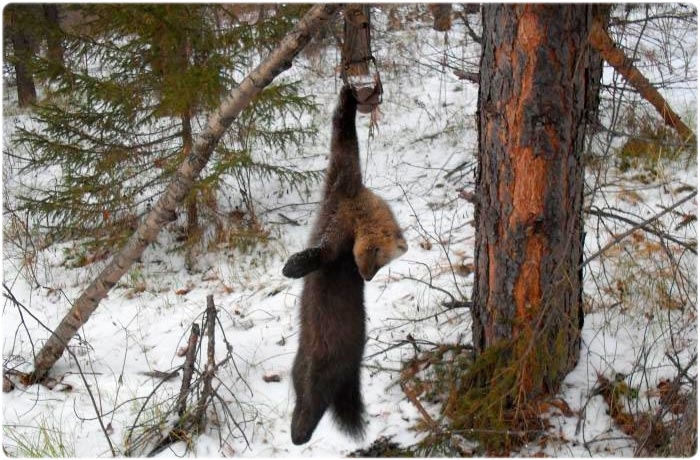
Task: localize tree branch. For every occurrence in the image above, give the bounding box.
[586,206,697,254]
[401,382,440,432]
[588,17,696,144]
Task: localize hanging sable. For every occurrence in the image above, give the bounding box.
[283,86,406,445]
[282,6,405,445]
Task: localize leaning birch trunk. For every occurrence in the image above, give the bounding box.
[29,4,341,384]
[589,17,696,144]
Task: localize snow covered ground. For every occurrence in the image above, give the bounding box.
[3,7,697,458]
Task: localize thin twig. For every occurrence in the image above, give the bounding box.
[586,206,696,254]
[583,191,696,266]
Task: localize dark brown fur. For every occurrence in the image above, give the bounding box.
[284,86,406,445]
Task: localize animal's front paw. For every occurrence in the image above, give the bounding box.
[282,247,322,278]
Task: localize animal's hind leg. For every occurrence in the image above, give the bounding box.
[291,355,338,445]
[291,391,327,445]
[331,368,365,439]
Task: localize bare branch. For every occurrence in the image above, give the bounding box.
[589,17,697,144]
[195,295,217,432]
[586,206,697,254]
[583,191,697,266]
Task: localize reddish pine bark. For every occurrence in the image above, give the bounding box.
[472,4,599,399]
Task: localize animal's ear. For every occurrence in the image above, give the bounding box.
[282,247,323,278]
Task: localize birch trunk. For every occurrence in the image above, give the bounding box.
[30,3,341,384]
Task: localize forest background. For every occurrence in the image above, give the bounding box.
[2,4,697,457]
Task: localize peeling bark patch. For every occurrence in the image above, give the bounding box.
[511,148,546,225]
[513,233,544,320]
[516,7,544,47]
[505,7,548,326]
[509,146,547,324]
[509,6,544,148]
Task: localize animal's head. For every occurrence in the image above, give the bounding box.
[353,230,407,281]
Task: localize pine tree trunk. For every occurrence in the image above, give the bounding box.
[29,3,341,384]
[453,5,603,450]
[467,5,599,446]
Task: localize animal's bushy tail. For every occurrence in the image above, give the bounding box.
[331,377,366,440]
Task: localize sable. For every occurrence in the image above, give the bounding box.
[284,86,407,445]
